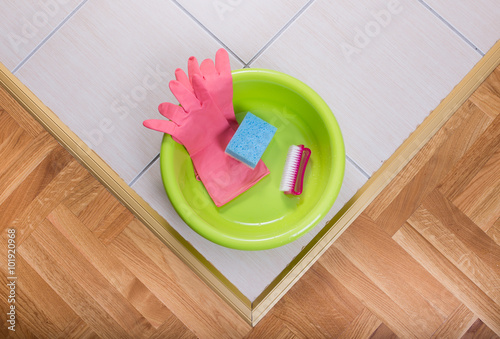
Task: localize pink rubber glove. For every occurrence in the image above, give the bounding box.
[175,48,268,182]
[143,76,270,207]
[175,48,239,130]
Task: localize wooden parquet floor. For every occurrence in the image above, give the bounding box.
[1,66,499,338]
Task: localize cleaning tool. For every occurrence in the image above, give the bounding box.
[175,49,269,179]
[175,48,239,130]
[225,112,277,169]
[279,145,311,195]
[143,76,269,207]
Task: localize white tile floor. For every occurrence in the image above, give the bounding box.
[2,0,498,301]
[251,0,482,175]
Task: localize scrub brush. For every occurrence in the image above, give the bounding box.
[279,145,311,195]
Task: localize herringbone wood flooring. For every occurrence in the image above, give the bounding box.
[1,67,499,338]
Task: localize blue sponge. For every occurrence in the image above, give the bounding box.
[225,112,277,169]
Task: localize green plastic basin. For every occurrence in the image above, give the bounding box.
[160,68,345,250]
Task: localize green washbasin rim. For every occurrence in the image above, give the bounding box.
[160,68,345,251]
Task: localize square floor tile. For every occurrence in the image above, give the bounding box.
[16,0,242,184]
[251,0,481,175]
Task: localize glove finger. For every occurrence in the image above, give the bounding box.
[200,58,216,77]
[187,56,202,83]
[143,119,178,136]
[191,74,213,104]
[175,68,193,92]
[169,80,201,112]
[215,48,231,75]
[157,102,188,124]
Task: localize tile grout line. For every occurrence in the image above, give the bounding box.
[128,153,372,186]
[346,155,370,179]
[129,153,160,187]
[171,0,246,66]
[245,0,316,67]
[242,0,373,178]
[12,0,89,74]
[417,0,485,56]
[242,0,372,178]
[242,0,486,177]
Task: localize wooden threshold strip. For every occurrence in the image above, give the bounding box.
[1,40,499,326]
